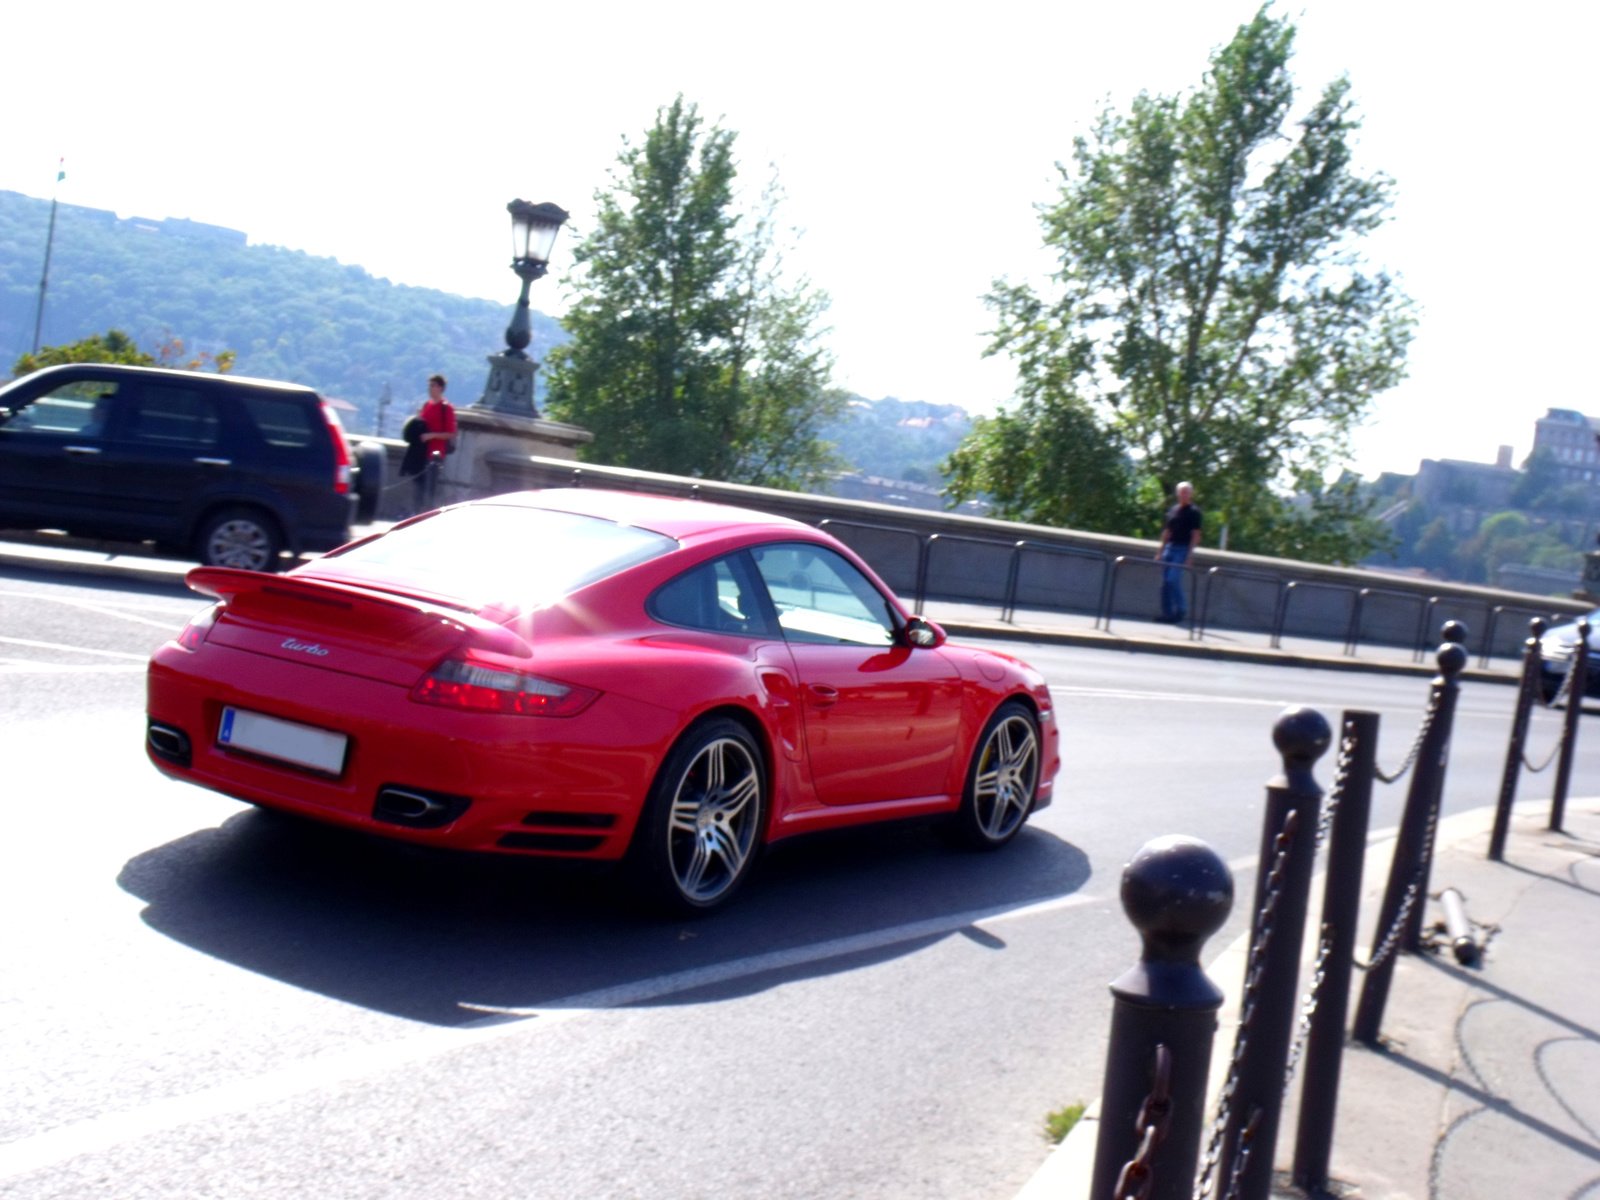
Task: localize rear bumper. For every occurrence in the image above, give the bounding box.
[146,641,678,858]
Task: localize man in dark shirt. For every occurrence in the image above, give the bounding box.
[1155,481,1203,623]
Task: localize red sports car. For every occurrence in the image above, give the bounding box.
[146,490,1060,912]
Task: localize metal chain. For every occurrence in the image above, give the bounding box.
[1356,792,1440,973]
[1192,809,1301,1200]
[1314,733,1354,851]
[1112,1044,1173,1200]
[1520,651,1577,771]
[1374,699,1434,785]
[1282,922,1334,1094]
[1220,1108,1262,1200]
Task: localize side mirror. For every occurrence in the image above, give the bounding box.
[904,617,942,648]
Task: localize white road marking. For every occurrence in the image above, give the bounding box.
[0,891,1100,1179]
[0,662,147,674]
[0,588,199,618]
[0,637,149,660]
[1044,682,1515,721]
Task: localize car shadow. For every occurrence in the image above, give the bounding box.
[117,808,1092,1026]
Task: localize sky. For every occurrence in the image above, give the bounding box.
[4,0,1596,480]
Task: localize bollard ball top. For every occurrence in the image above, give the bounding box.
[1440,619,1469,645]
[1436,641,1468,676]
[1530,617,1547,638]
[1273,706,1332,767]
[1121,835,1234,958]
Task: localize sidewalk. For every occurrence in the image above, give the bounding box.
[1019,798,1600,1200]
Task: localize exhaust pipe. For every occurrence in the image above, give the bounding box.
[372,785,471,830]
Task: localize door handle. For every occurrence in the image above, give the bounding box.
[193,457,232,466]
[64,445,101,455]
[806,684,839,708]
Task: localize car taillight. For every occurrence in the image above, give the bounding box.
[320,402,353,495]
[411,656,600,717]
[176,602,223,651]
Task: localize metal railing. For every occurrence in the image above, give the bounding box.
[806,513,1563,663]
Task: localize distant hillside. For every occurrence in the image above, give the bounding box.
[821,396,972,484]
[0,190,564,432]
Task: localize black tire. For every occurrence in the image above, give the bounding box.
[942,699,1041,850]
[353,441,386,525]
[196,506,284,572]
[628,717,767,916]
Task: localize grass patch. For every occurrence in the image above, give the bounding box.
[1045,1101,1086,1144]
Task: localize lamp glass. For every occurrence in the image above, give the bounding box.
[525,221,562,265]
[510,211,535,262]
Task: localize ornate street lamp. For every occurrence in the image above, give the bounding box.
[503,199,569,359]
[477,199,569,416]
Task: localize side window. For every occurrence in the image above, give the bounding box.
[649,553,775,637]
[0,379,120,437]
[127,385,219,447]
[240,395,315,447]
[750,543,897,647]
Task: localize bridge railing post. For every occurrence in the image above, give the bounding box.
[1489,618,1546,860]
[1210,707,1330,1200]
[1550,617,1590,832]
[1352,638,1466,1044]
[1088,837,1234,1200]
[1291,709,1378,1195]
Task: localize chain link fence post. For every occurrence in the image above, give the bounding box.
[1550,617,1590,833]
[1290,709,1378,1195]
[1089,836,1234,1200]
[1212,707,1329,1200]
[1352,639,1466,1044]
[1489,618,1545,860]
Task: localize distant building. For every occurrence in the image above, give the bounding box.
[1532,408,1600,484]
[1411,455,1519,510]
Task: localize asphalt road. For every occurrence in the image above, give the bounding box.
[2,563,1593,1199]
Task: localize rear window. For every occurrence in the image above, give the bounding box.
[241,395,316,447]
[326,505,678,604]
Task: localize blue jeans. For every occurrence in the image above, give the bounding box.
[1160,543,1191,621]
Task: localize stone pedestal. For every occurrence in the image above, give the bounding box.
[440,404,593,503]
[478,353,539,417]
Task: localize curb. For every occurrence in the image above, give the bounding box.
[937,619,1519,687]
[0,541,195,590]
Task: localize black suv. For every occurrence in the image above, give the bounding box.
[0,364,358,570]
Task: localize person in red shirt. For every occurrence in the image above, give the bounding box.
[411,373,458,515]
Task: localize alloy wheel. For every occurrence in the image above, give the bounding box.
[206,520,274,571]
[973,715,1040,841]
[666,736,762,904]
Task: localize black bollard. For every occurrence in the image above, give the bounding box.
[1089,836,1234,1200]
[1550,617,1590,833]
[1352,641,1466,1044]
[1489,618,1545,861]
[1291,709,1378,1196]
[1213,707,1330,1200]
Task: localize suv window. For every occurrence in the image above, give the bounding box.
[127,385,219,447]
[649,553,775,637]
[241,395,315,447]
[750,543,897,646]
[0,379,119,437]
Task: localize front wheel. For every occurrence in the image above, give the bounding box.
[630,718,767,915]
[196,507,284,571]
[943,700,1041,850]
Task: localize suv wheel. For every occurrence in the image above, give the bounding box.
[197,507,283,571]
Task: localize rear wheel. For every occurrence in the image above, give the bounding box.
[943,700,1040,850]
[630,718,766,915]
[197,507,283,571]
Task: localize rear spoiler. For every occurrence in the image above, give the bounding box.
[186,567,532,658]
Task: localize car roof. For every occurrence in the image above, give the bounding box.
[483,488,813,541]
[0,362,319,397]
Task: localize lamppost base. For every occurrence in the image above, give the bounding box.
[476,353,540,417]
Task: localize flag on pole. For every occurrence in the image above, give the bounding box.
[57,159,65,182]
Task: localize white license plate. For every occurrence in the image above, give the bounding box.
[218,707,348,775]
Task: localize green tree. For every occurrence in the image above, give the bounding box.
[12,329,153,376]
[945,6,1414,563]
[545,97,842,489]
